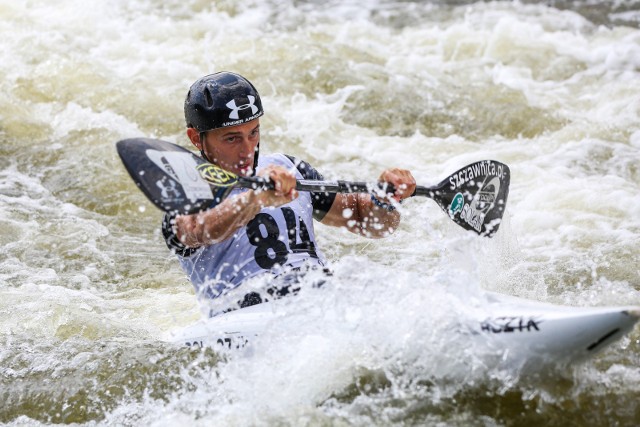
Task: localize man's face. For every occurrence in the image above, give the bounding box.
[198,119,260,176]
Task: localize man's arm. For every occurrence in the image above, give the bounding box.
[320,168,416,238]
[320,192,400,238]
[173,165,298,248]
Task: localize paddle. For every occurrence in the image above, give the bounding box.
[116,137,510,237]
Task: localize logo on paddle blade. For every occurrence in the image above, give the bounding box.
[156,177,183,201]
[449,192,465,217]
[473,176,500,214]
[460,175,501,233]
[197,164,238,187]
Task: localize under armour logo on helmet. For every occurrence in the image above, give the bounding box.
[226,96,258,120]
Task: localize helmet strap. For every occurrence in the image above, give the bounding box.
[199,131,213,163]
[252,143,260,177]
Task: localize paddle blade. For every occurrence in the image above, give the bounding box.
[116,138,230,214]
[421,160,510,237]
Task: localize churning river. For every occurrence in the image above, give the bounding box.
[1,0,640,425]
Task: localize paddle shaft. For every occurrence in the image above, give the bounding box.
[235,175,436,199]
[116,137,509,236]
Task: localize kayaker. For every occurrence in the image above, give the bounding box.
[162,71,416,314]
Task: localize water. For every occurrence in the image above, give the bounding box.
[1,0,640,425]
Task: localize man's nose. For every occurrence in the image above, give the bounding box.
[239,138,254,157]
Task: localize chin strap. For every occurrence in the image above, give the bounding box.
[199,131,212,163]
[252,143,260,177]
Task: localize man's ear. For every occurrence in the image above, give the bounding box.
[186,128,202,150]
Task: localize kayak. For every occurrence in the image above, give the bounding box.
[114,138,638,366]
[168,291,640,366]
[476,292,639,364]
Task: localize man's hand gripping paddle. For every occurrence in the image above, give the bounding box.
[116,138,510,237]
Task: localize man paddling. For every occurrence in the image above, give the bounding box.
[162,71,416,313]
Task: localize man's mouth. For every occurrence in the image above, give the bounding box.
[237,160,253,175]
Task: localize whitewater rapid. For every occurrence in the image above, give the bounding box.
[1,0,639,425]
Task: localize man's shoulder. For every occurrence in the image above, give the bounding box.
[259,153,321,179]
[259,153,296,167]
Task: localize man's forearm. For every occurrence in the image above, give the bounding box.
[175,190,262,247]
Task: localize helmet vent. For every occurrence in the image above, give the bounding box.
[204,87,214,107]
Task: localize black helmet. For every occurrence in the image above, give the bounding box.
[184,72,264,131]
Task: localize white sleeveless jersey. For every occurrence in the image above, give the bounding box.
[163,154,334,299]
